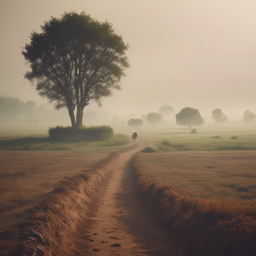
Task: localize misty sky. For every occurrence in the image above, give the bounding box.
[1,0,256,120]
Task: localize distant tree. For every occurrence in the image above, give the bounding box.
[191,129,197,134]
[146,112,162,126]
[212,109,228,124]
[24,100,37,118]
[22,11,129,128]
[176,107,204,129]
[111,116,121,124]
[127,118,143,128]
[0,97,25,118]
[141,114,147,123]
[243,110,255,123]
[158,105,174,118]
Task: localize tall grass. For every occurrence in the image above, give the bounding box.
[132,155,256,256]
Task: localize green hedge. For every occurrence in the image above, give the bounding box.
[48,126,114,142]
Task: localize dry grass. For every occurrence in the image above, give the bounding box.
[0,152,120,255]
[132,151,256,256]
[0,151,108,231]
[136,151,256,204]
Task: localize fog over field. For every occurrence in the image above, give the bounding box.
[1,0,256,124]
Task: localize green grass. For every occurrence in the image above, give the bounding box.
[0,134,129,152]
[120,123,256,152]
[1,122,256,152]
[0,124,131,152]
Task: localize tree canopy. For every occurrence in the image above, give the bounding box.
[212,108,228,124]
[146,112,162,126]
[127,118,143,128]
[22,11,130,128]
[158,105,174,118]
[243,110,255,123]
[127,118,143,127]
[176,107,204,129]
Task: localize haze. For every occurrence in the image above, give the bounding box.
[1,0,256,122]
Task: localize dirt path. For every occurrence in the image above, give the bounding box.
[84,141,183,256]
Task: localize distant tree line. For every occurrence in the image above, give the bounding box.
[127,105,256,130]
[0,96,67,124]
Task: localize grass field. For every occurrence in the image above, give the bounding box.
[132,151,256,256]
[135,151,256,204]
[0,151,108,231]
[0,124,130,152]
[1,122,256,152]
[112,122,256,151]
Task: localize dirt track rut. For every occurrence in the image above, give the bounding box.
[84,142,183,256]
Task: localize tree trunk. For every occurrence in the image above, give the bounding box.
[75,103,84,128]
[68,107,76,128]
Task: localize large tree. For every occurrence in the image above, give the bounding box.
[22,11,130,128]
[176,107,204,129]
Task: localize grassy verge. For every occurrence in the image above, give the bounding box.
[132,154,256,256]
[0,152,120,255]
[0,134,129,152]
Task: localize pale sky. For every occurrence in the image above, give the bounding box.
[1,0,256,120]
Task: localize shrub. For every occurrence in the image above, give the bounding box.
[231,136,237,140]
[191,129,197,134]
[161,140,172,147]
[49,125,114,142]
[141,147,156,153]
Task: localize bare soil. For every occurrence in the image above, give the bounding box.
[83,142,183,255]
[0,151,107,229]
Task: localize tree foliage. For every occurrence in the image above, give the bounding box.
[146,112,162,126]
[0,97,36,119]
[243,110,255,123]
[22,11,129,128]
[127,118,143,128]
[158,105,174,118]
[176,107,204,129]
[212,108,228,124]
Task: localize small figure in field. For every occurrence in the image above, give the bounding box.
[132,132,138,142]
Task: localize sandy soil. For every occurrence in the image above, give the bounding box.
[83,142,183,256]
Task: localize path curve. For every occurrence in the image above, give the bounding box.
[83,141,183,256]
